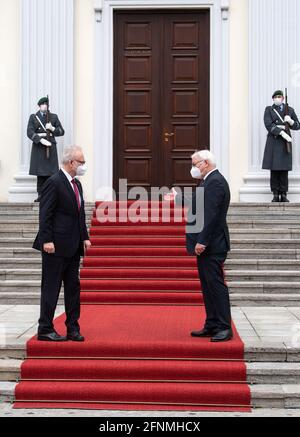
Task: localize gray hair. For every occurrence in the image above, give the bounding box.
[62,145,83,164]
[191,150,216,167]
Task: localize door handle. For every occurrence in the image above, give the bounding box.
[164,132,175,142]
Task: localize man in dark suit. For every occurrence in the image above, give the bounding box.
[33,145,91,342]
[167,150,232,342]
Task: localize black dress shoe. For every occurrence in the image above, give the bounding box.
[272,194,280,203]
[191,328,217,337]
[280,193,290,203]
[67,332,85,342]
[37,332,67,342]
[211,329,233,342]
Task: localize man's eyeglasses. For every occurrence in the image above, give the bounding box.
[192,160,205,168]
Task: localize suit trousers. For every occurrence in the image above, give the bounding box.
[270,170,289,194]
[197,253,232,332]
[38,246,81,335]
[37,176,50,197]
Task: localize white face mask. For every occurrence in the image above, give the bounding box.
[40,104,48,113]
[273,98,283,107]
[76,164,87,176]
[190,166,202,179]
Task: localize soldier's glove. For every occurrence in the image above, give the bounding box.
[40,138,52,147]
[46,122,55,132]
[284,115,295,127]
[280,131,292,143]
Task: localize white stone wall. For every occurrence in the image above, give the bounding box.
[228,0,249,202]
[0,0,21,202]
[0,0,272,203]
[240,0,300,202]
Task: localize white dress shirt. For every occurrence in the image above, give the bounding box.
[203,168,218,180]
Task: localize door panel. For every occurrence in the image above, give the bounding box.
[113,10,210,193]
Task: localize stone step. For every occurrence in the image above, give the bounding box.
[0,247,298,260]
[0,381,15,402]
[0,339,298,362]
[2,258,300,271]
[0,234,300,247]
[227,260,300,270]
[0,291,299,307]
[2,279,300,294]
[1,380,300,409]
[2,269,300,283]
[1,359,300,385]
[4,228,300,240]
[2,237,300,249]
[251,385,300,409]
[0,264,300,282]
[1,218,300,229]
[0,248,40,258]
[247,363,300,384]
[230,294,300,306]
[228,249,300,260]
[231,239,300,249]
[230,230,300,239]
[0,359,22,382]
[229,220,300,229]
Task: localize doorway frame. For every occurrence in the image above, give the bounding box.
[94,0,230,200]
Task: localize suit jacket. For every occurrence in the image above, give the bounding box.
[33,170,90,257]
[178,170,231,256]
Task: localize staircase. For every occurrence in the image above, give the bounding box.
[0,202,300,306]
[0,201,300,412]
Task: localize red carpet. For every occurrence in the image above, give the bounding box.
[14,201,251,411]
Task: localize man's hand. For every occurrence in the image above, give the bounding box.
[46,122,55,132]
[84,240,92,253]
[43,242,55,254]
[164,187,177,201]
[195,243,206,256]
[284,115,295,127]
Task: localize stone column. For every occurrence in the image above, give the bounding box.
[240,0,300,202]
[9,0,74,202]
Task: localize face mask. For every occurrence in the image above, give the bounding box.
[40,104,48,113]
[190,166,202,179]
[76,164,87,176]
[273,98,283,107]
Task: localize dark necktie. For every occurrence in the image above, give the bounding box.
[71,179,81,211]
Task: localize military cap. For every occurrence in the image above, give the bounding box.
[38,97,49,106]
[272,90,284,99]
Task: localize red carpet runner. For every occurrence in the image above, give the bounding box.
[14,201,251,411]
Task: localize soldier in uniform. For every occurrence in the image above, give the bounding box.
[262,90,300,202]
[27,97,65,202]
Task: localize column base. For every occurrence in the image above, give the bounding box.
[239,173,300,202]
[8,174,37,203]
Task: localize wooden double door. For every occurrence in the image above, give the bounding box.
[113,10,210,192]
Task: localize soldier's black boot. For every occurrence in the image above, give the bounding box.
[281,192,290,203]
[272,191,280,202]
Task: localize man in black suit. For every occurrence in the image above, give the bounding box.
[167,150,232,342]
[33,145,91,342]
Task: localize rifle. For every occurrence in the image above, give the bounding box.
[284,88,292,154]
[46,94,50,159]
